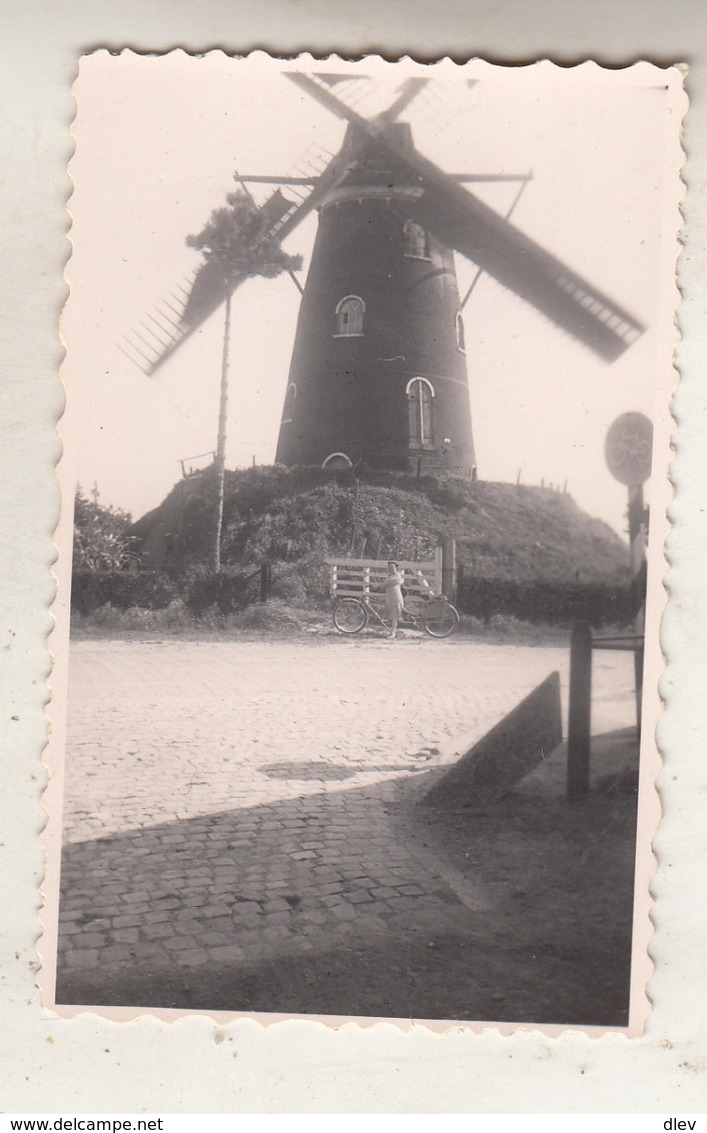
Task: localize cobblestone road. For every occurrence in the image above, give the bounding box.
[54,635,634,1017]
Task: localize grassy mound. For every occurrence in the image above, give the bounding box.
[130,465,628,599]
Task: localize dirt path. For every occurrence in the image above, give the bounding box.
[55,634,639,1027]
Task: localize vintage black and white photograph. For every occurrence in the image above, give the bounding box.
[49,53,681,1031]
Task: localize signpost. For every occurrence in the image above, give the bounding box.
[566,411,652,800]
[604,411,652,732]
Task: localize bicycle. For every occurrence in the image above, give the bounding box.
[609,434,651,469]
[333,590,460,638]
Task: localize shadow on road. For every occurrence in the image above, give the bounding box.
[56,729,639,1028]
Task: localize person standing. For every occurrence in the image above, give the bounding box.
[384,560,405,638]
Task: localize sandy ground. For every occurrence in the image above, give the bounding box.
[55,631,640,1027]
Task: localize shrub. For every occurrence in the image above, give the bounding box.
[183,565,260,616]
[73,490,136,572]
[240,484,352,563]
[423,474,474,512]
[269,563,308,605]
[71,570,177,615]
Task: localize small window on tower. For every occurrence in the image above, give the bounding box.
[335,295,365,337]
[404,220,429,259]
[456,312,466,353]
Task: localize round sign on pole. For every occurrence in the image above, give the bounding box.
[604,411,653,486]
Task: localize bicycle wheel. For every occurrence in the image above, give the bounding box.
[333,598,368,634]
[423,601,460,638]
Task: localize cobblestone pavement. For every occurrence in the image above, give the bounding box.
[54,635,634,1017]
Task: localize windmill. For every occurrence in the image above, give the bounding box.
[123,71,645,483]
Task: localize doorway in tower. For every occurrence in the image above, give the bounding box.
[322,452,353,471]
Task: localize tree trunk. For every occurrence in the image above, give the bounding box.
[213,292,231,572]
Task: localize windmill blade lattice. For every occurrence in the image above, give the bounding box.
[406,79,472,136]
[120,269,199,374]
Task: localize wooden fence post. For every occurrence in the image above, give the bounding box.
[259,560,271,604]
[567,620,592,801]
[440,536,456,600]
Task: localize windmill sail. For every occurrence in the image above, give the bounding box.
[287,73,644,361]
[395,145,644,361]
[125,189,297,374]
[126,127,387,374]
[124,71,644,379]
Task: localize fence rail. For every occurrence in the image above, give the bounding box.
[326,552,443,599]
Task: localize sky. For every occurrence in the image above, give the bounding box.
[63,53,681,537]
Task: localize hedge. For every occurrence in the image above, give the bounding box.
[183,566,262,615]
[71,570,178,615]
[456,575,633,628]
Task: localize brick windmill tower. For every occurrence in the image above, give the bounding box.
[125,72,644,480]
[273,113,477,477]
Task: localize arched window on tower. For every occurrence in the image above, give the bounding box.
[403,219,429,259]
[335,295,365,337]
[456,311,466,353]
[281,382,297,424]
[406,378,435,450]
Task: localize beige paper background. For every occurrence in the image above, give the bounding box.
[2,0,706,1114]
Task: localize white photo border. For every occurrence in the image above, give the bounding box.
[3,0,707,1115]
